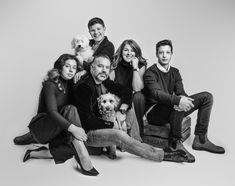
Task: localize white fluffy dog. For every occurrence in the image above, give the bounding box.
[97,93,127,159]
[71,35,94,63]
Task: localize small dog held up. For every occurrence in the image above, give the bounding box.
[71,34,94,65]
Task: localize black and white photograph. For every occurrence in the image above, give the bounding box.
[0,0,234,185]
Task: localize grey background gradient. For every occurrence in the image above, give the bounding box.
[0,0,234,185]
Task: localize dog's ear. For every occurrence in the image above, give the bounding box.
[83,36,90,46]
[71,37,76,50]
[97,95,105,115]
[114,95,120,108]
[97,95,102,109]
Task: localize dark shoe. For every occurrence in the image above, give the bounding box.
[105,146,117,160]
[14,132,37,145]
[192,134,225,154]
[170,140,196,163]
[74,154,99,176]
[23,146,49,162]
[163,147,188,162]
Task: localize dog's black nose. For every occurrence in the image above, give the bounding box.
[105,106,111,111]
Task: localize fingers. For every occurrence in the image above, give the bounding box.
[187,97,194,102]
[188,102,194,108]
[73,74,78,84]
[76,133,87,141]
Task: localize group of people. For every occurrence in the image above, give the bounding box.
[14,17,225,176]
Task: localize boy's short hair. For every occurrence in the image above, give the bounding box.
[156,39,173,53]
[88,17,105,29]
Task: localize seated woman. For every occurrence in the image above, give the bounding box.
[14,54,99,176]
[110,39,147,136]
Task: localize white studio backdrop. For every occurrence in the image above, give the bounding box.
[0,0,234,186]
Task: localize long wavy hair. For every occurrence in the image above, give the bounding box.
[45,54,78,91]
[112,39,147,70]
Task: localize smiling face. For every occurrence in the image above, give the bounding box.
[122,44,136,63]
[61,59,77,80]
[89,23,106,43]
[156,45,173,68]
[91,56,110,84]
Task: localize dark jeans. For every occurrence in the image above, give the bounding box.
[147,92,213,141]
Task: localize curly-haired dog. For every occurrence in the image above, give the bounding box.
[71,34,94,63]
[97,93,127,131]
[97,93,127,159]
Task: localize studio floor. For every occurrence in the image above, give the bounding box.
[2,130,234,186]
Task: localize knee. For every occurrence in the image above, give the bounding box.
[202,91,213,104]
[112,130,128,143]
[133,92,145,110]
[133,92,145,104]
[65,105,78,113]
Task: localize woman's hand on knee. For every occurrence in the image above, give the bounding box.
[68,124,87,141]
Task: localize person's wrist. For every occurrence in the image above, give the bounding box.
[119,108,127,115]
[68,124,75,133]
[133,67,139,72]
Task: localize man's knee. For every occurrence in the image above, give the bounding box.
[202,91,213,104]
[112,130,127,144]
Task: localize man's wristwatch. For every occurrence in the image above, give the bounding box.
[119,108,127,115]
[133,68,139,72]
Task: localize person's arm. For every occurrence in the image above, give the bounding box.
[43,81,72,129]
[144,69,181,106]
[174,69,188,96]
[73,82,114,131]
[131,57,146,91]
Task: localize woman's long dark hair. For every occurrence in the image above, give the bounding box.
[45,54,78,91]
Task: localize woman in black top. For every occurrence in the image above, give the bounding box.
[110,39,147,136]
[19,54,98,176]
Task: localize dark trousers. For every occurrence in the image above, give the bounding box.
[146,92,213,141]
[29,105,81,144]
[133,91,146,136]
[28,105,82,163]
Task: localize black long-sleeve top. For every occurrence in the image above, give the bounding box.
[73,74,132,132]
[37,78,73,130]
[83,36,115,71]
[143,64,187,111]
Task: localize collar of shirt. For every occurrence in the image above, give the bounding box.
[156,62,171,73]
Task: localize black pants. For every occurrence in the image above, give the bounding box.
[29,105,82,144]
[28,105,82,163]
[147,92,213,141]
